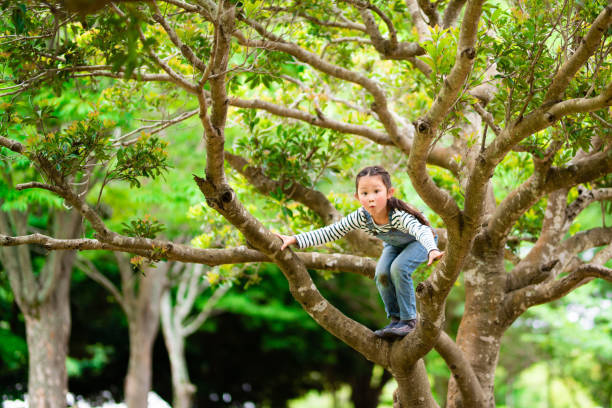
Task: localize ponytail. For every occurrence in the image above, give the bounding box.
[388,197,431,227]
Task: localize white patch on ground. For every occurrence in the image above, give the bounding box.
[2,393,170,408]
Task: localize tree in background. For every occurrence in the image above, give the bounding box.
[160,263,230,408]
[1,1,611,407]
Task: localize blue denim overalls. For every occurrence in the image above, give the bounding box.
[363,211,432,320]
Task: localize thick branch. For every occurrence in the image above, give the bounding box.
[566,187,612,223]
[406,0,432,42]
[507,227,612,294]
[487,148,612,246]
[203,1,235,184]
[485,79,612,168]
[356,6,424,60]
[409,0,485,229]
[435,332,486,407]
[506,264,612,320]
[0,233,376,277]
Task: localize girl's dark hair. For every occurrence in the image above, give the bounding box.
[355,165,432,228]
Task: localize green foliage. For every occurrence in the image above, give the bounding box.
[120,215,165,239]
[108,134,170,188]
[234,109,357,190]
[26,113,112,179]
[420,26,459,97]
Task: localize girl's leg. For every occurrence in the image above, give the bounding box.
[389,240,428,321]
[375,244,402,319]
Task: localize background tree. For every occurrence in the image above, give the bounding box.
[1,0,611,407]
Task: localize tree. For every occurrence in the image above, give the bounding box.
[78,254,167,408]
[1,0,611,407]
[160,263,230,408]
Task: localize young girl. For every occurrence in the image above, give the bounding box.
[277,165,444,338]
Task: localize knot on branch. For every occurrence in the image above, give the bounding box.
[541,259,559,272]
[544,112,556,123]
[416,280,434,300]
[1,236,15,245]
[461,47,476,59]
[193,174,235,210]
[414,119,431,134]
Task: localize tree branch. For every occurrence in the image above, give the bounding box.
[442,0,468,28]
[566,187,612,223]
[473,102,501,136]
[487,147,612,247]
[0,233,377,277]
[150,1,208,73]
[15,182,65,195]
[435,331,486,407]
[77,258,128,313]
[417,0,441,27]
[182,283,230,336]
[232,17,411,154]
[228,96,392,145]
[0,136,24,154]
[544,4,612,104]
[409,0,485,229]
[110,3,198,93]
[507,264,612,320]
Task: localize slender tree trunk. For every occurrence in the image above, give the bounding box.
[24,260,71,408]
[125,325,156,408]
[161,292,195,408]
[124,266,165,408]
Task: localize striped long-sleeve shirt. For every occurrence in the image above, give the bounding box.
[294,207,438,253]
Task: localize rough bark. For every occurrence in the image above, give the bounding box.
[123,262,166,408]
[24,259,71,408]
[0,203,81,408]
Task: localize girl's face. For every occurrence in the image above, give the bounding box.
[355,175,395,220]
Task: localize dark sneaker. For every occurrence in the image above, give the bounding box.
[374,319,400,337]
[383,319,417,338]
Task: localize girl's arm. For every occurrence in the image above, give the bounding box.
[277,234,297,250]
[392,210,438,253]
[282,209,364,250]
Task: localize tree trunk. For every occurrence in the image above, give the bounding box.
[161,292,195,408]
[124,266,165,408]
[125,326,156,408]
[446,259,506,408]
[24,262,71,408]
[394,360,439,408]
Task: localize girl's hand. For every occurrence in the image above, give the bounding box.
[427,249,445,266]
[275,234,297,250]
